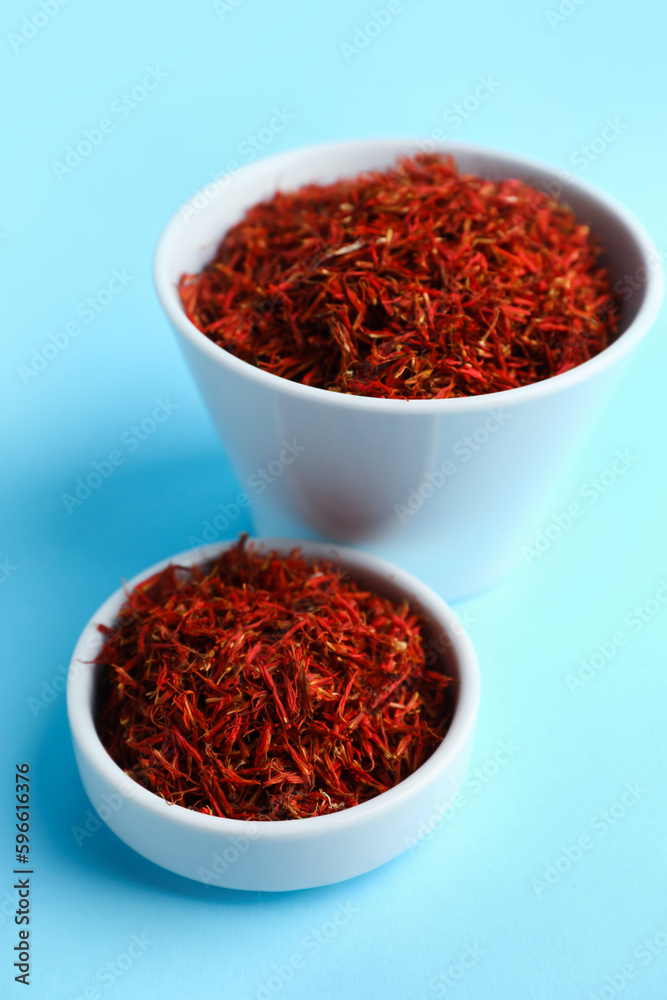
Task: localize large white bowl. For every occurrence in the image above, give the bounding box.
[67,539,480,891]
[154,140,663,598]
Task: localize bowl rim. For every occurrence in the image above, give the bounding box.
[153,137,664,415]
[67,538,481,841]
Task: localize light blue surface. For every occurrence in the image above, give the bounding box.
[2,0,666,996]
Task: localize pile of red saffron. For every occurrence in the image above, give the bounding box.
[95,538,454,820]
[179,153,618,400]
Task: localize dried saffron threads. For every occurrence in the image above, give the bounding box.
[179,153,618,400]
[95,538,455,820]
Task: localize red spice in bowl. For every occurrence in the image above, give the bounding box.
[95,537,455,820]
[178,153,618,400]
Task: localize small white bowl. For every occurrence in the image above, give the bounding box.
[154,139,663,599]
[67,539,480,891]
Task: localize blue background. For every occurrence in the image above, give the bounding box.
[2,0,667,997]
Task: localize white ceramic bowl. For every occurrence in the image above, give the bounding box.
[67,539,480,891]
[154,140,663,599]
